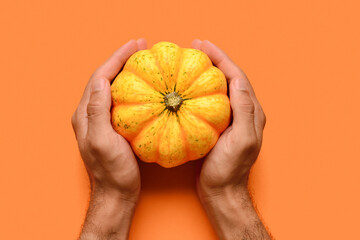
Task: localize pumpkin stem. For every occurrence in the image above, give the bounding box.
[164,92,183,112]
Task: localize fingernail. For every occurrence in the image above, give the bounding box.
[92,79,105,92]
[234,78,247,91]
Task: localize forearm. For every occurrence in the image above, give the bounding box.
[79,187,137,240]
[199,185,272,240]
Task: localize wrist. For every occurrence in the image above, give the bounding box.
[91,177,140,204]
[197,183,266,240]
[79,186,137,240]
[197,182,250,210]
[96,183,139,202]
[197,175,249,205]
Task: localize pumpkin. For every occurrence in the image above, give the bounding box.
[110,41,230,168]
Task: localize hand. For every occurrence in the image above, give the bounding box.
[192,39,266,198]
[71,39,147,240]
[193,40,271,239]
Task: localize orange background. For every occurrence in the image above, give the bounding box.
[1,0,359,239]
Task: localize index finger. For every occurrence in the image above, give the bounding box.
[192,39,261,106]
[192,39,247,83]
[72,38,148,141]
[93,38,148,80]
[192,39,266,142]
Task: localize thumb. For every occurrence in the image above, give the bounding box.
[230,78,256,136]
[86,78,113,137]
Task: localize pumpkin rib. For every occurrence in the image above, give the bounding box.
[111,70,164,105]
[123,69,166,95]
[178,109,220,161]
[182,91,227,101]
[154,118,164,163]
[178,112,191,162]
[111,103,164,142]
[135,113,163,142]
[156,111,172,164]
[112,102,160,107]
[149,49,168,92]
[131,112,169,163]
[180,66,227,99]
[178,63,213,97]
[173,48,184,92]
[189,112,222,137]
[181,94,231,133]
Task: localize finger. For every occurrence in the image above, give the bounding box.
[72,83,92,141]
[195,40,247,83]
[92,38,147,80]
[195,40,258,100]
[195,40,257,102]
[73,39,147,140]
[191,39,202,49]
[230,78,256,139]
[137,37,148,50]
[196,40,266,143]
[86,78,113,138]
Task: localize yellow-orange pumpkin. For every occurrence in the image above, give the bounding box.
[110,42,230,168]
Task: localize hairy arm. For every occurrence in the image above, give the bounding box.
[79,188,136,240]
[199,185,272,240]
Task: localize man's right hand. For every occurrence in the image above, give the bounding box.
[71,38,147,240]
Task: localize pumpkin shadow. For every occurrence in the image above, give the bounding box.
[138,154,266,193]
[138,159,204,192]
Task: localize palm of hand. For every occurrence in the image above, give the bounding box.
[200,125,260,190]
[80,130,140,195]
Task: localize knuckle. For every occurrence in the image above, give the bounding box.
[236,69,248,80]
[86,136,104,154]
[85,130,113,154]
[242,136,258,152]
[87,101,102,118]
[255,103,266,129]
[262,112,267,127]
[91,69,102,79]
[259,106,267,128]
[71,112,77,128]
[239,101,255,114]
[86,77,108,118]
